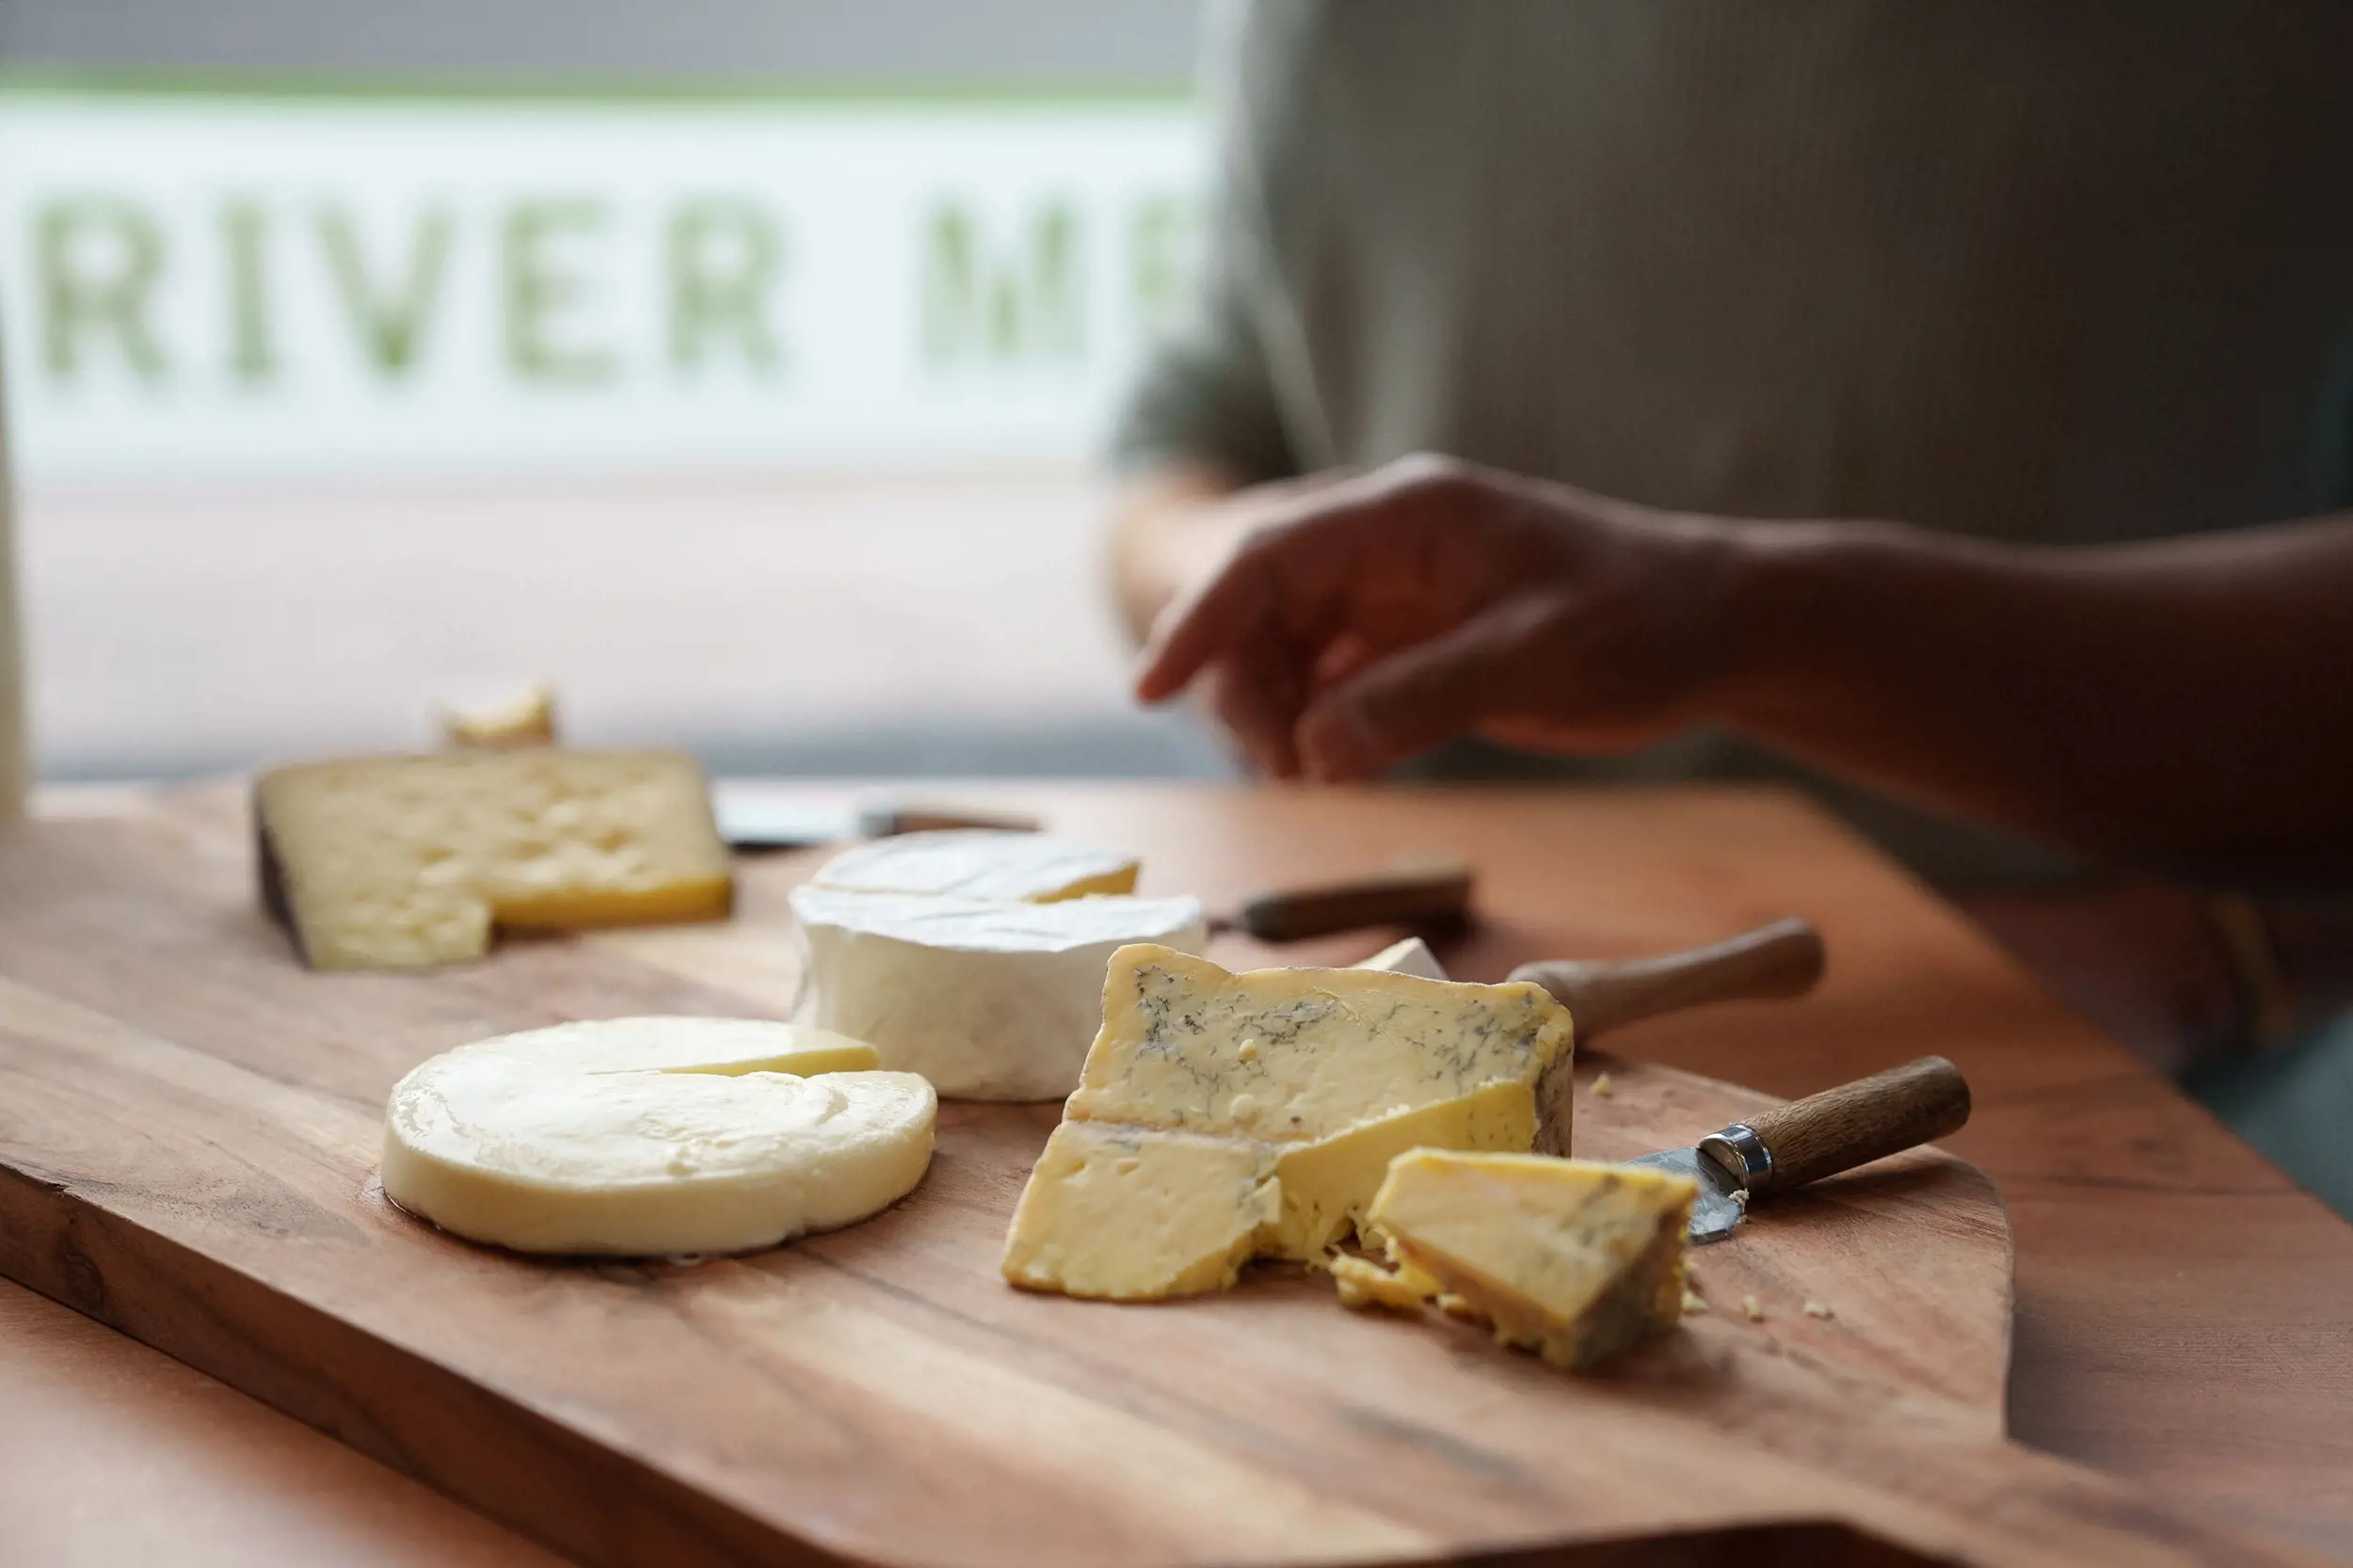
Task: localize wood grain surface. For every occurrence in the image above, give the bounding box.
[2,781,2349,1568]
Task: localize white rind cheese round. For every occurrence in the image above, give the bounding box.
[380,1017,935,1256]
[811,830,1140,904]
[789,886,1209,1101]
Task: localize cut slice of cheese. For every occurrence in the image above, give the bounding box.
[380,1016,932,1256]
[1066,945,1572,1144]
[257,749,731,971]
[790,887,1207,1101]
[1364,1151,1696,1369]
[1000,1121,1280,1300]
[1000,946,1574,1299]
[810,830,1139,903]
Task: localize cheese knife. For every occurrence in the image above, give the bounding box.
[1616,1056,1972,1242]
[1508,921,1971,1239]
[712,784,1039,850]
[1216,858,1475,941]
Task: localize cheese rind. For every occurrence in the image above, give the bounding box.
[1000,1121,1279,1300]
[790,888,1208,1101]
[1366,1151,1696,1369]
[811,831,1139,904]
[381,1017,932,1256]
[1068,946,1573,1146]
[257,749,731,971]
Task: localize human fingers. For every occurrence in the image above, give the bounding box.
[1202,644,1309,779]
[1293,599,1551,780]
[1133,464,1437,704]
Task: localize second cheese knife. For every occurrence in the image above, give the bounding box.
[1618,1057,1972,1243]
[1504,922,1969,1241]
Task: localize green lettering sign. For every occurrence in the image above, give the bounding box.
[37,195,168,385]
[668,199,785,376]
[922,201,1082,364]
[504,198,616,386]
[1128,194,1200,338]
[318,204,454,379]
[220,198,275,385]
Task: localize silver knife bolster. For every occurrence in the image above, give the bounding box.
[1697,1123,1775,1197]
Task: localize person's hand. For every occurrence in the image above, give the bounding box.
[1133,455,1752,779]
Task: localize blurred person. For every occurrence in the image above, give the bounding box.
[1106,2,2353,1198]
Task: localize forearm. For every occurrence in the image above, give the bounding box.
[1107,462,1251,644]
[1717,515,2353,880]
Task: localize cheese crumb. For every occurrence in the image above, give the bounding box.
[1237,1039,1260,1063]
[1739,1294,1766,1322]
[1591,1072,1614,1098]
[1803,1300,1835,1320]
[1681,1288,1709,1316]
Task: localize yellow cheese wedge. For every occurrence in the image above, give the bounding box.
[1000,945,1575,1299]
[999,1121,1280,1300]
[1363,1151,1697,1369]
[256,749,731,970]
[380,1016,931,1256]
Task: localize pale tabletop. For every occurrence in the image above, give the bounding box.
[5,781,2350,1566]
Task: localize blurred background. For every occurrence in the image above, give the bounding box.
[0,0,1225,781]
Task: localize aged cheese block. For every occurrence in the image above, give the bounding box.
[380,1017,933,1256]
[810,830,1139,903]
[1001,946,1575,1299]
[257,749,730,970]
[788,888,1209,1100]
[1353,1151,1697,1370]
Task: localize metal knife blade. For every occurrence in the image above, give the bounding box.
[1621,1145,1748,1244]
[711,785,1038,850]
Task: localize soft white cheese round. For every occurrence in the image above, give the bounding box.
[789,887,1209,1101]
[811,830,1140,904]
[380,1016,935,1256]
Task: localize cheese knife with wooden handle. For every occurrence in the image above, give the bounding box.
[1507,920,1969,1239]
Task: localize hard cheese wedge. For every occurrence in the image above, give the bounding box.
[810,830,1139,903]
[257,749,731,970]
[1000,1121,1281,1299]
[1351,1151,1697,1370]
[1001,945,1575,1299]
[790,886,1207,1101]
[380,1017,933,1256]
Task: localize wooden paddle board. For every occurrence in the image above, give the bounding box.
[0,790,2314,1567]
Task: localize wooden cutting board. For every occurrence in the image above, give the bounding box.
[0,792,2313,1568]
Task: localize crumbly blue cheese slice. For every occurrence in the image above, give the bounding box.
[1001,945,1574,1299]
[1363,1151,1697,1369]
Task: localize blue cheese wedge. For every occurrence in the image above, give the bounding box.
[1360,1151,1697,1369]
[1001,945,1575,1299]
